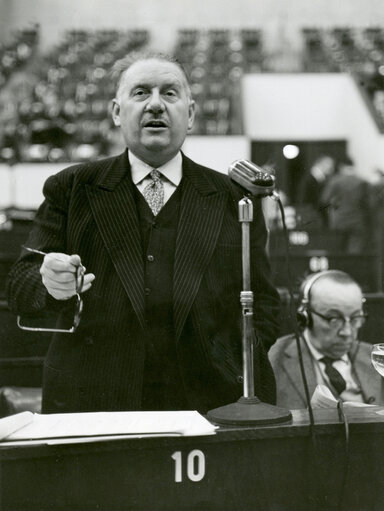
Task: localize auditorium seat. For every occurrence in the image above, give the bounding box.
[175,28,263,135]
[1,29,149,162]
[270,252,381,293]
[0,25,39,85]
[268,224,382,293]
[268,228,344,255]
[301,26,384,125]
[1,25,383,157]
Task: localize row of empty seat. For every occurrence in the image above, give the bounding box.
[1,26,384,162]
[0,25,39,87]
[302,27,384,127]
[175,29,264,135]
[0,28,149,163]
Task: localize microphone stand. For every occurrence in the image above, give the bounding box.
[207,196,292,425]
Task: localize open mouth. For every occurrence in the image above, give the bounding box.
[144,120,168,129]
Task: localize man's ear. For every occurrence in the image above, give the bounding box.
[111,99,121,127]
[187,99,196,131]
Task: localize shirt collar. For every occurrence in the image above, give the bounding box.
[303,331,349,365]
[128,150,182,186]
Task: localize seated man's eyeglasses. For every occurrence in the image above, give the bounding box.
[308,308,368,330]
[17,264,84,333]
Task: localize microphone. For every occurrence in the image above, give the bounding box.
[228,159,276,197]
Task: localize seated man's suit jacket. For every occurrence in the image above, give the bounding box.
[269,334,384,409]
[7,151,280,413]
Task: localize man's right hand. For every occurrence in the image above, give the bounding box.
[40,253,95,300]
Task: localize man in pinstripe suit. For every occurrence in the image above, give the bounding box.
[7,52,280,413]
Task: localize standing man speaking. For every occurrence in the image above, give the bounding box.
[7,52,280,414]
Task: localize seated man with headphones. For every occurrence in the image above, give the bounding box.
[269,270,384,409]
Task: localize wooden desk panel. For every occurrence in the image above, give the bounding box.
[1,408,384,511]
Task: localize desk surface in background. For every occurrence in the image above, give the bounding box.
[1,407,384,511]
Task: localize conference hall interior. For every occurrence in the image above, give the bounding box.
[1,2,384,508]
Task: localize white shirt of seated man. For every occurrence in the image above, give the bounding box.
[303,276,367,403]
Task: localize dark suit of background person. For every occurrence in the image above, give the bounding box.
[295,155,335,228]
[368,169,384,274]
[321,156,370,254]
[269,271,384,409]
[6,53,280,414]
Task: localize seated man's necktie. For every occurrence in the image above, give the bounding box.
[142,169,164,216]
[321,357,347,395]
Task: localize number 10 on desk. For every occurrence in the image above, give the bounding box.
[171,450,206,482]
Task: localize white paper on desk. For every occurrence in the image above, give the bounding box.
[1,410,216,443]
[310,384,377,408]
[4,433,186,447]
[0,411,34,440]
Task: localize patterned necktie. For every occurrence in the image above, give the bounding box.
[142,169,164,216]
[321,357,347,395]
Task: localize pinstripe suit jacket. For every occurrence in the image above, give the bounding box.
[7,150,280,413]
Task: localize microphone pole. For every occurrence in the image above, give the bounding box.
[239,196,256,399]
[207,160,292,426]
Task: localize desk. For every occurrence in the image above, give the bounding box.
[1,407,384,510]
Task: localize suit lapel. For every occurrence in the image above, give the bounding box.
[85,152,228,336]
[283,337,318,405]
[353,345,383,403]
[173,156,227,341]
[85,152,146,330]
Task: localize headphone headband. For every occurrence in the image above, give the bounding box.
[300,270,345,307]
[297,270,351,329]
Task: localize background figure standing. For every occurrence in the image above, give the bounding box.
[368,168,384,289]
[321,155,370,254]
[368,169,384,252]
[296,155,335,229]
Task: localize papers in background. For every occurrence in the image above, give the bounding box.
[0,410,216,446]
[310,384,376,408]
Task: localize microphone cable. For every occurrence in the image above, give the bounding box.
[272,193,316,434]
[273,192,353,511]
[336,399,350,511]
[332,340,362,511]
[272,193,325,511]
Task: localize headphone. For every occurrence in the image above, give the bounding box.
[296,270,352,329]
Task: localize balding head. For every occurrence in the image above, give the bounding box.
[111,51,192,101]
[304,271,365,359]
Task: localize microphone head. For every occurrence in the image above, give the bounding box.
[228,159,276,196]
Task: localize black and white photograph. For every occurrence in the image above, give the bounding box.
[1,1,384,509]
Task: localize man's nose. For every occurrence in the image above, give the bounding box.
[339,319,354,336]
[145,89,164,113]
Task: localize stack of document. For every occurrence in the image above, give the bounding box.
[0,410,217,446]
[310,384,377,408]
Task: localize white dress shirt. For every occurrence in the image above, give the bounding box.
[129,150,182,206]
[304,332,364,403]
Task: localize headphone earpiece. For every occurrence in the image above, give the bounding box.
[296,305,310,329]
[295,270,343,330]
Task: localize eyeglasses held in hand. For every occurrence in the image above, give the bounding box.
[17,247,84,333]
